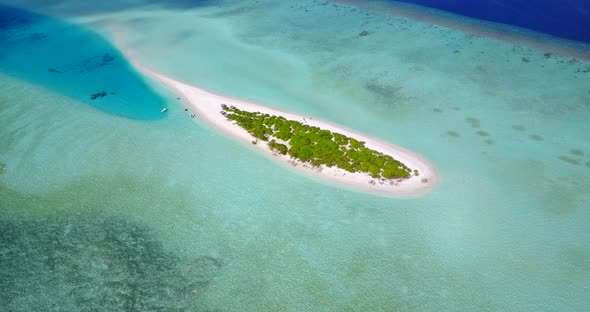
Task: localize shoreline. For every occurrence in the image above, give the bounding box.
[333,0,590,60]
[124,51,438,197]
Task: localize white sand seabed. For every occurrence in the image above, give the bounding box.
[126,52,438,197]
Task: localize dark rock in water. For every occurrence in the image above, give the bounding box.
[110,92,116,95]
[528,134,544,141]
[521,57,530,63]
[47,68,60,73]
[359,30,369,37]
[511,125,526,131]
[30,33,47,40]
[102,53,115,63]
[567,58,579,65]
[558,155,580,165]
[446,131,460,138]
[90,91,108,100]
[0,216,221,311]
[570,149,584,156]
[78,53,116,72]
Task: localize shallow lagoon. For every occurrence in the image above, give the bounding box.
[1,0,589,311]
[0,4,166,119]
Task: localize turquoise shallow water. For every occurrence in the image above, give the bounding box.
[1,0,589,311]
[0,4,166,119]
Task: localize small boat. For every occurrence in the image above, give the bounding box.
[161,108,168,113]
[191,113,196,118]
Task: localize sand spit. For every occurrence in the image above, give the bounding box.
[126,54,438,197]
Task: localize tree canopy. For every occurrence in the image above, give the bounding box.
[223,106,414,180]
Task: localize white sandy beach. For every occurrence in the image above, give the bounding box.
[125,53,438,197]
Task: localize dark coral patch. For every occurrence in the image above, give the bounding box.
[511,125,526,131]
[528,134,544,141]
[559,155,580,165]
[0,216,221,311]
[29,33,47,40]
[476,130,490,137]
[446,131,460,138]
[90,91,108,100]
[570,149,584,156]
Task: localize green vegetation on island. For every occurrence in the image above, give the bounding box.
[221,105,415,180]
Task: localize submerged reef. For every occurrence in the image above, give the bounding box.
[446,130,461,138]
[570,149,584,157]
[51,53,117,74]
[559,155,580,165]
[78,53,116,73]
[511,125,526,131]
[90,91,109,100]
[29,32,47,41]
[528,134,545,141]
[465,117,480,127]
[0,215,220,311]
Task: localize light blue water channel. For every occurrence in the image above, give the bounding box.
[0,4,166,119]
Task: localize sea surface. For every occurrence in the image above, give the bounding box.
[1,0,589,311]
[392,0,590,43]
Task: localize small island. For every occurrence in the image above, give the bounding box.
[126,53,437,197]
[222,105,417,180]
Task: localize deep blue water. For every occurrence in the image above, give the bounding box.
[0,5,166,120]
[393,0,590,43]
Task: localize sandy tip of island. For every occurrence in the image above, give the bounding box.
[124,51,438,197]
